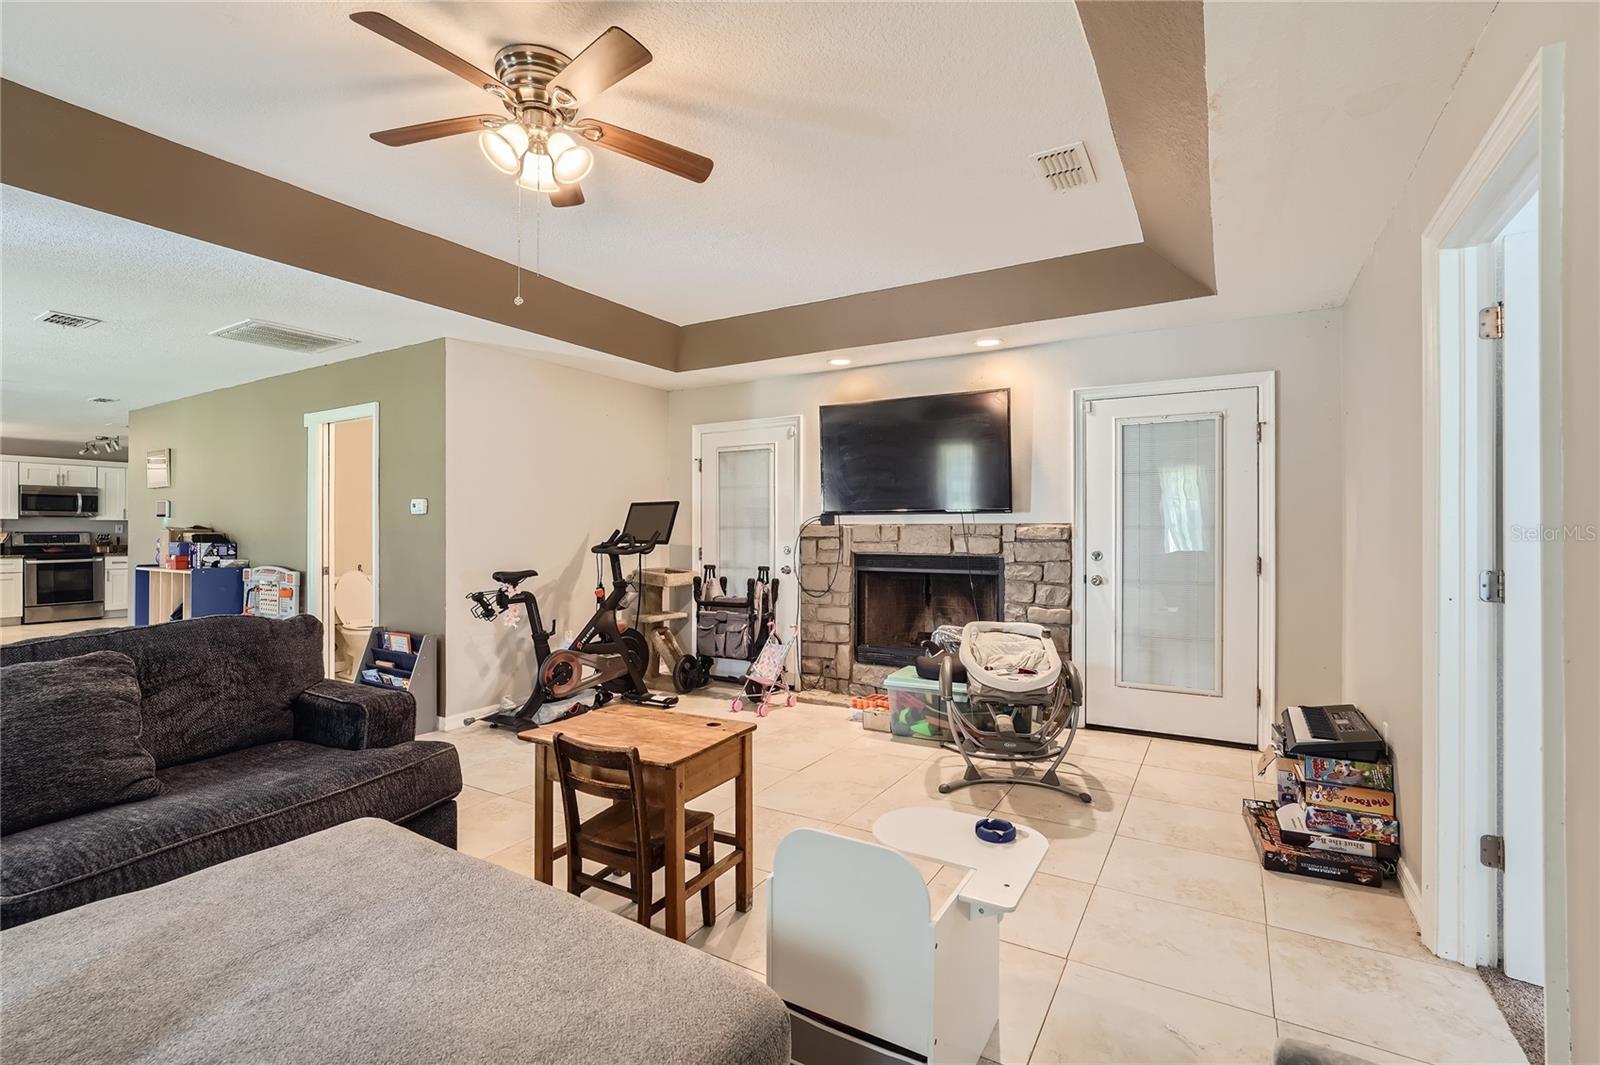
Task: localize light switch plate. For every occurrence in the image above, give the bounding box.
[409,498,428,515]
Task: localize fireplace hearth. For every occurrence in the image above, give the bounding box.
[854,554,1002,666]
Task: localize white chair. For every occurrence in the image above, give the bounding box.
[767,809,1046,1065]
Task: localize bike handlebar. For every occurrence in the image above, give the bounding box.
[590,528,665,556]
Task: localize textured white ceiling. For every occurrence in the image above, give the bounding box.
[0,1,1142,324]
[0,188,676,441]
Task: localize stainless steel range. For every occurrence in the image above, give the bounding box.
[8,532,105,624]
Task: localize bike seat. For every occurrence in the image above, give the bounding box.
[493,569,538,586]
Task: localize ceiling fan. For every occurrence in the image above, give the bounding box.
[350,12,713,208]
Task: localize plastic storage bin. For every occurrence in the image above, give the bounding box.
[882,665,966,743]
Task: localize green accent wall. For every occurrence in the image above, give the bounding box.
[127,341,446,638]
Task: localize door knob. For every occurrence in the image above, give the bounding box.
[1089,574,1105,586]
[1090,550,1103,562]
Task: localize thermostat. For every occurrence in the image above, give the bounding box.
[410,498,428,515]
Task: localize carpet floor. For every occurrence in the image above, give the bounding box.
[1478,965,1543,1064]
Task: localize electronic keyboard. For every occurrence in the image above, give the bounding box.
[1279,704,1386,759]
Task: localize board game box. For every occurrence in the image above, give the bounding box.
[1277,803,1400,868]
[1303,755,1394,791]
[1243,800,1385,887]
[1304,804,1401,846]
[1302,780,1397,818]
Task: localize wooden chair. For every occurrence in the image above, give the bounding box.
[553,733,718,930]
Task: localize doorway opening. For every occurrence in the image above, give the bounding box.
[1421,46,1565,1058]
[1072,373,1276,747]
[304,404,379,680]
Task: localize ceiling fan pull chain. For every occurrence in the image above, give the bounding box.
[513,182,525,307]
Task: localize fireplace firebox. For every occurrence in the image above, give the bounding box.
[853,553,1003,666]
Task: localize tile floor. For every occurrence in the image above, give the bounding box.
[0,615,129,645]
[425,692,1523,1065]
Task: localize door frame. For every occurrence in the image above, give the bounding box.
[304,402,380,672]
[1419,48,1566,1048]
[690,414,804,663]
[1071,372,1277,749]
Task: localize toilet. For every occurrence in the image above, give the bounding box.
[332,568,374,680]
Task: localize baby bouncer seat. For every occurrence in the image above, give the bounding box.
[938,621,1092,803]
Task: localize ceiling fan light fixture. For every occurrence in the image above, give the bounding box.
[517,151,558,193]
[548,131,594,184]
[479,123,529,175]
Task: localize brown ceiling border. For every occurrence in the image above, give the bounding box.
[1,1,1212,375]
[0,80,680,370]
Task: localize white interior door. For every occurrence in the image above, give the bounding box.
[695,420,800,679]
[1082,388,1260,744]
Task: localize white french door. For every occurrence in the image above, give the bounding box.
[1081,387,1261,744]
[693,418,801,679]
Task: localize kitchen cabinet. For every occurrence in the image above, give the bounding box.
[105,558,130,614]
[97,466,128,521]
[0,461,17,521]
[16,461,100,488]
[0,558,21,621]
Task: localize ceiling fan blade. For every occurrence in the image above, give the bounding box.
[370,115,501,146]
[350,11,508,96]
[551,27,651,105]
[551,183,585,208]
[579,120,713,183]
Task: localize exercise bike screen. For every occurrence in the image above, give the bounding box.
[623,501,679,543]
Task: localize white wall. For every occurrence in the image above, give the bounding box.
[1339,4,1597,1057]
[443,340,670,718]
[667,309,1345,707]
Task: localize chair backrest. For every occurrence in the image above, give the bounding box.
[552,734,649,862]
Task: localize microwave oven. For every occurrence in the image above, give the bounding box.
[18,484,100,517]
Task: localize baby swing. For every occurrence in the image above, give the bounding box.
[937,620,1093,804]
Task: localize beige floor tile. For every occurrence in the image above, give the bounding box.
[754,737,844,772]
[1097,835,1266,922]
[1254,780,1282,801]
[456,794,534,858]
[829,824,943,882]
[999,872,1092,957]
[839,730,944,762]
[1276,1023,1426,1064]
[1269,927,1523,1064]
[689,880,769,974]
[1141,737,1262,780]
[991,780,1125,835]
[1055,755,1141,796]
[748,808,833,871]
[840,758,1010,828]
[1031,962,1279,1063]
[1133,765,1257,814]
[794,747,925,790]
[1264,873,1438,964]
[1070,729,1151,765]
[980,943,1067,1065]
[458,750,537,795]
[926,864,971,916]
[1116,796,1259,861]
[455,785,498,812]
[756,772,888,822]
[1032,820,1117,885]
[688,765,793,818]
[1070,886,1273,1015]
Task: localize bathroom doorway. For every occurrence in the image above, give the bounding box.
[304,403,378,679]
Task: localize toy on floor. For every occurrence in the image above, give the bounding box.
[731,622,797,716]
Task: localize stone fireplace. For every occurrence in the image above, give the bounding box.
[799,522,1072,695]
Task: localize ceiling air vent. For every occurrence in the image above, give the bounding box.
[209,318,356,354]
[1033,141,1096,192]
[35,310,102,329]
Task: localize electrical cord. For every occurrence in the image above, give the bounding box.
[794,514,843,599]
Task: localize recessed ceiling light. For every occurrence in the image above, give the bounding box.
[828,357,852,366]
[87,397,119,404]
[974,337,1004,348]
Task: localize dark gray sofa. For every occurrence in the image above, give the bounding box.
[0,614,461,928]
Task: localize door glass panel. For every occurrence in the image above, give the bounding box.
[717,446,773,587]
[1117,416,1221,694]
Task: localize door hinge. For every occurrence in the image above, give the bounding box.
[1256,556,1263,576]
[694,457,702,472]
[1479,569,1505,603]
[1480,834,1505,869]
[1256,421,1265,443]
[1479,301,1505,341]
[1256,687,1262,708]
[697,546,703,561]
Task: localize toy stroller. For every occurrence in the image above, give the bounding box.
[731,622,797,716]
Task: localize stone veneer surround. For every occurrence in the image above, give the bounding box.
[798,522,1073,695]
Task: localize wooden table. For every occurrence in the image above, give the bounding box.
[519,706,757,941]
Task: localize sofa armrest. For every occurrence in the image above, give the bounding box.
[293,680,416,750]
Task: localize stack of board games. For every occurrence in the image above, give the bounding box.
[1246,710,1400,886]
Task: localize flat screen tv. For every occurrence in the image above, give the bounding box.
[820,389,1013,514]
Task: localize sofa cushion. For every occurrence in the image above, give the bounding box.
[0,615,325,769]
[0,739,460,928]
[0,651,158,835]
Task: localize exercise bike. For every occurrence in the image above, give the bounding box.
[463,501,682,730]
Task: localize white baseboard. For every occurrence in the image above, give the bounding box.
[1398,858,1431,951]
[436,703,503,732]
